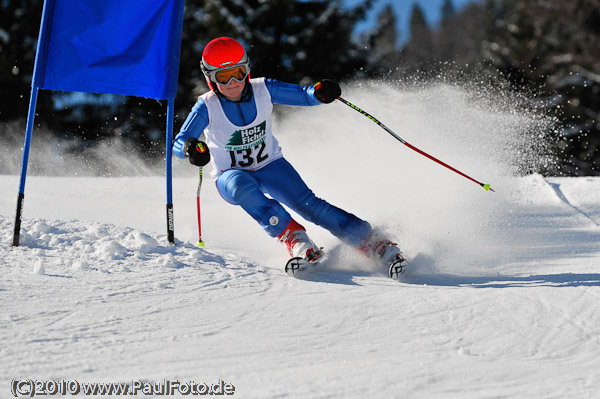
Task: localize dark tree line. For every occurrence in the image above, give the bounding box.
[367,0,600,176]
[0,0,371,163]
[1,0,599,175]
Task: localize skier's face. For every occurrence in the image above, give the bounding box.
[217,79,245,101]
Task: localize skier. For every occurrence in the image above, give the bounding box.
[173,37,407,279]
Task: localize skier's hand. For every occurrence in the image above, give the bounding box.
[184,137,211,167]
[314,79,341,104]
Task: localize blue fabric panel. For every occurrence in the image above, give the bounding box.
[35,0,185,99]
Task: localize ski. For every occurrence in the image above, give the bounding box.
[284,249,409,280]
[389,255,408,281]
[284,249,324,277]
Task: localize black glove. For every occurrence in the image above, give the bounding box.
[184,137,211,166]
[314,79,341,104]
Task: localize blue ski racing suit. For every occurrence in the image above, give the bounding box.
[173,78,372,248]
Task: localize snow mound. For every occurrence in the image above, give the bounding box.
[1,216,263,280]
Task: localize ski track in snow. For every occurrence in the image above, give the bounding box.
[2,84,600,398]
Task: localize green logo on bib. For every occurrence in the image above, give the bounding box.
[225,121,267,151]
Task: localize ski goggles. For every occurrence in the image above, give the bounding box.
[207,64,250,86]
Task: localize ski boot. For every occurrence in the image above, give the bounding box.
[278,219,324,276]
[360,232,408,280]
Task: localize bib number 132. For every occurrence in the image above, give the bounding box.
[229,141,269,168]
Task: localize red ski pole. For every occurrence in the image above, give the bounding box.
[337,97,494,192]
[196,166,205,247]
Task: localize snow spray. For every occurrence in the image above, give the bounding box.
[275,78,556,275]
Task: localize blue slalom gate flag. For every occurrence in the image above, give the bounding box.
[13,0,186,246]
[35,0,184,99]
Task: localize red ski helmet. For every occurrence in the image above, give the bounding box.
[201,37,250,92]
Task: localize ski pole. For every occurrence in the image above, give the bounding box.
[337,97,494,192]
[196,166,205,247]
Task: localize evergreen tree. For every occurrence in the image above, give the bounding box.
[409,3,428,39]
[0,0,46,123]
[436,2,488,67]
[201,0,373,83]
[398,4,434,74]
[482,0,600,175]
[375,5,398,55]
[442,0,456,21]
[367,4,399,75]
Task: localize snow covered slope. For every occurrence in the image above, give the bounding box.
[2,84,599,398]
